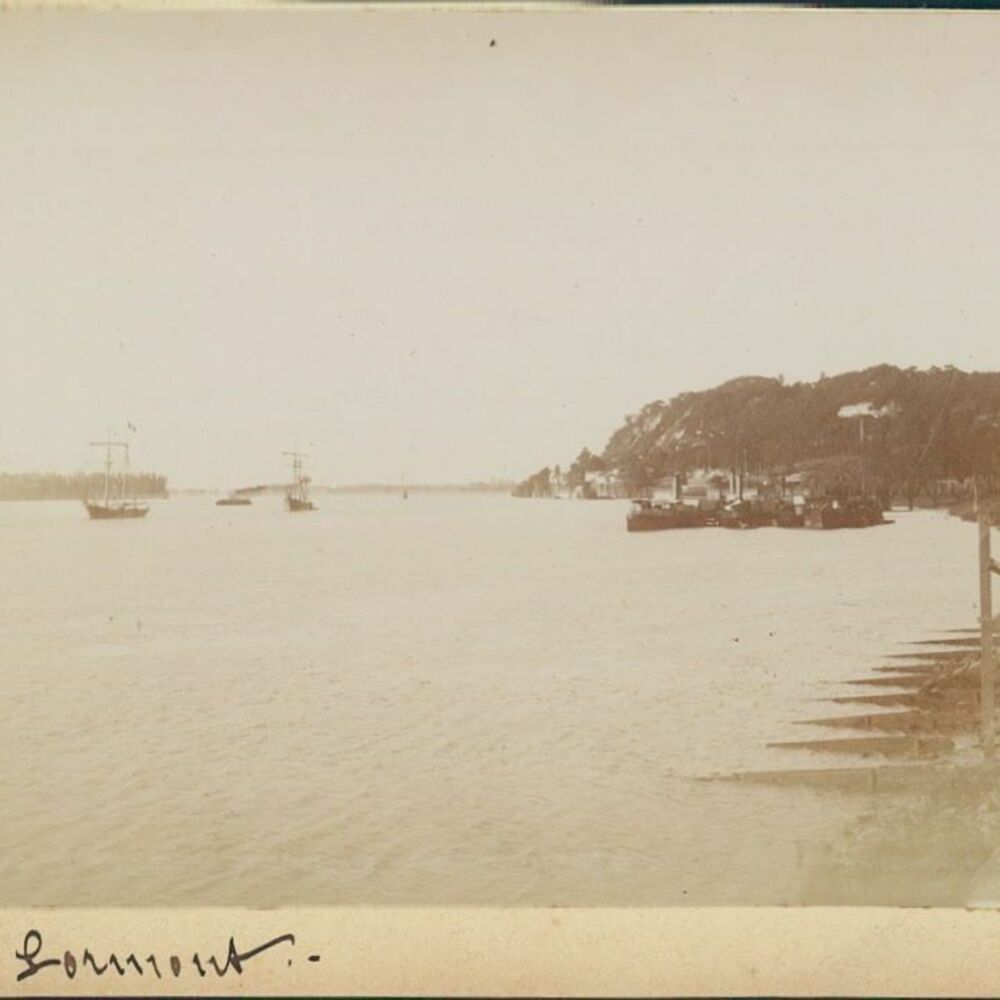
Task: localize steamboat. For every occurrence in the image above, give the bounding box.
[216,494,252,507]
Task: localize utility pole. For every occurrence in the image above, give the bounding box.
[977,482,997,761]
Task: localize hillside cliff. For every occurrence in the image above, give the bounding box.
[515,365,1000,502]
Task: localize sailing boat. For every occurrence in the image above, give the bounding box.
[84,439,150,519]
[283,451,316,512]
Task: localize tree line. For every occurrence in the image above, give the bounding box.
[0,472,169,500]
[514,365,1000,503]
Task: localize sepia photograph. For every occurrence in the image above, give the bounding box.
[5,5,1000,993]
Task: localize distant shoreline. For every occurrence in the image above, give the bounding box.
[0,477,513,500]
[327,482,513,495]
[204,482,514,496]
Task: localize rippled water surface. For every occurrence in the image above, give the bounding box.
[0,496,981,905]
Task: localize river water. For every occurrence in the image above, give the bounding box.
[0,496,982,905]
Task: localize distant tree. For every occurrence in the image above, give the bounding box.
[511,466,553,498]
[0,471,169,501]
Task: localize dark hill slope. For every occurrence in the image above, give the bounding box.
[517,366,1000,500]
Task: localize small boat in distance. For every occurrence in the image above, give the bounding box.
[216,494,252,507]
[284,451,316,512]
[84,439,150,520]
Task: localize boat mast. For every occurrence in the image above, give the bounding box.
[283,451,308,503]
[123,443,132,502]
[90,440,127,504]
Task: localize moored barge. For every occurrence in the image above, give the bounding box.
[626,499,707,532]
[803,497,886,529]
[717,499,775,529]
[625,494,888,532]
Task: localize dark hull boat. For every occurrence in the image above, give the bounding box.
[804,506,844,530]
[85,501,149,519]
[216,496,252,506]
[776,506,806,528]
[286,495,316,512]
[717,501,775,529]
[804,498,886,530]
[624,494,891,533]
[83,437,150,521]
[626,500,707,532]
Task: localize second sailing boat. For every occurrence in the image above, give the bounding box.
[284,451,316,512]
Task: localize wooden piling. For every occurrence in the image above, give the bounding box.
[978,502,996,761]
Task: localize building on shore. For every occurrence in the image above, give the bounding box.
[581,469,627,499]
[647,468,763,506]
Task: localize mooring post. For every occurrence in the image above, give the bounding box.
[979,499,996,761]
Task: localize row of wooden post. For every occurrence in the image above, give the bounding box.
[979,500,997,761]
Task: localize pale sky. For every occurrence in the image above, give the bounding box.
[3,10,1000,488]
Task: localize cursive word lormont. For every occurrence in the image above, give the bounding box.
[14,928,321,982]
